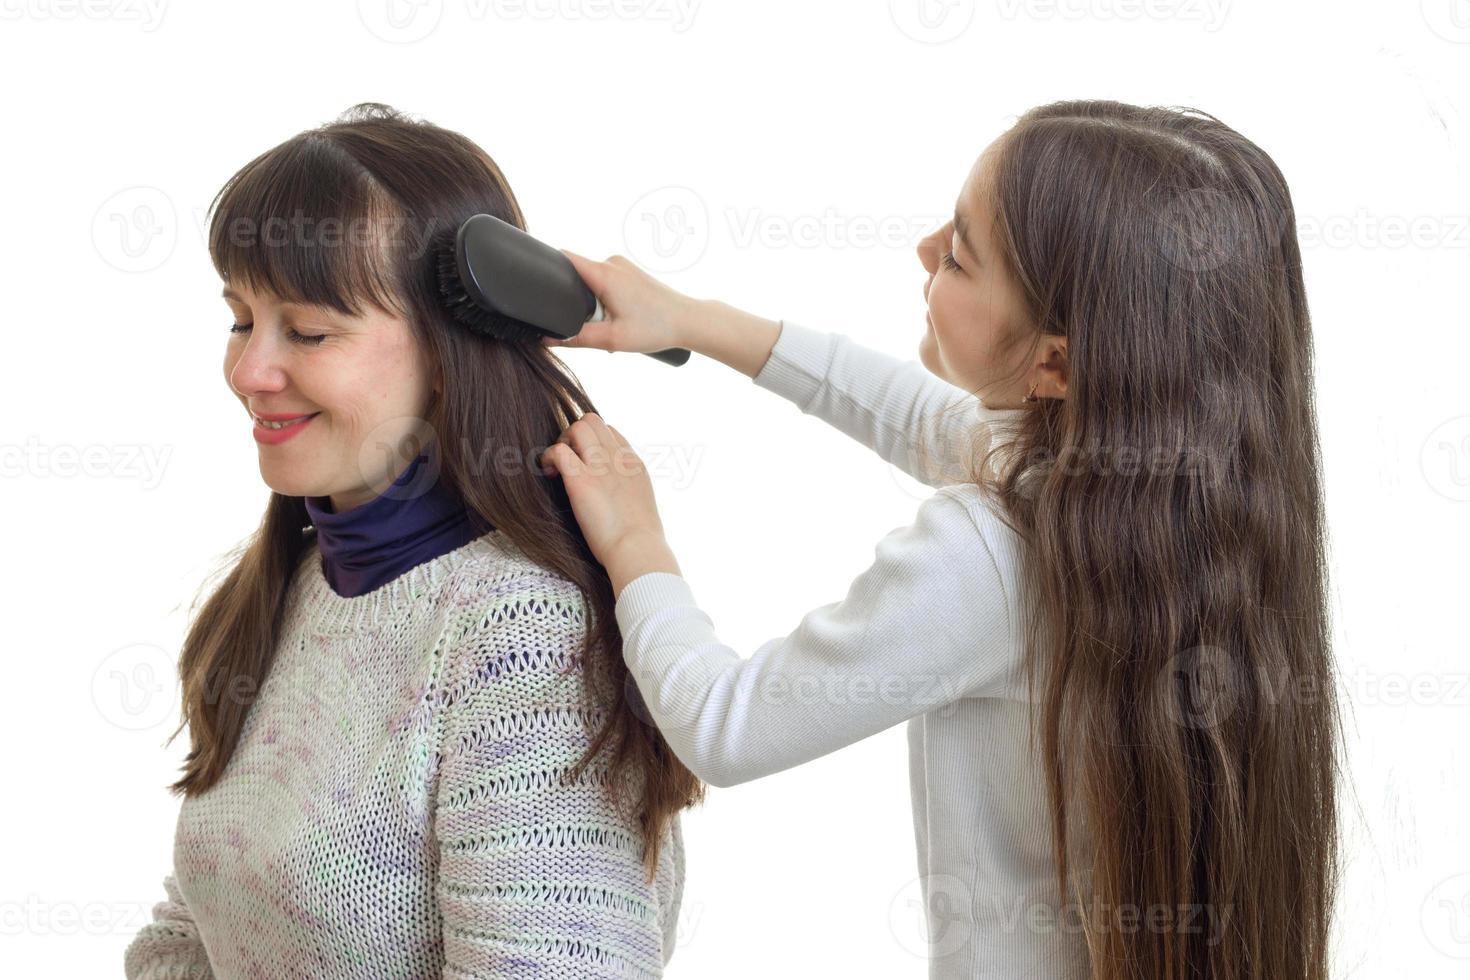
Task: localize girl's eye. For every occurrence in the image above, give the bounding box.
[940,250,962,272]
[227,322,326,346]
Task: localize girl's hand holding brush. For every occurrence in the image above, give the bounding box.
[544,251,698,358]
[547,250,784,379]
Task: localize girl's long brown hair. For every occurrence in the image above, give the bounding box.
[961,100,1342,978]
[166,103,703,880]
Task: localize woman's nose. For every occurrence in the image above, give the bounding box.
[226,335,286,396]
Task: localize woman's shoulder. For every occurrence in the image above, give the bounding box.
[441,530,586,616]
[431,532,595,695]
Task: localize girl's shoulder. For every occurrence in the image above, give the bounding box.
[926,481,1029,610]
[929,481,1027,552]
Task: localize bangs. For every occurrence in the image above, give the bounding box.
[207,136,410,319]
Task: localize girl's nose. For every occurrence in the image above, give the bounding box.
[917,228,940,274]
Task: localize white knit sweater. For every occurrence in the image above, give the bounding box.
[612,320,1091,978]
[125,535,684,979]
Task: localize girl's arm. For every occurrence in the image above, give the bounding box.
[687,302,1018,488]
[123,872,216,979]
[548,255,1015,490]
[611,486,1019,788]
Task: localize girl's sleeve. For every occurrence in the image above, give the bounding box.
[122,872,215,980]
[751,319,1020,488]
[430,571,679,979]
[613,487,1018,788]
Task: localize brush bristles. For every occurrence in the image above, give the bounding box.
[433,239,546,345]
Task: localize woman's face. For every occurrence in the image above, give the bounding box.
[916,141,1065,406]
[222,283,436,512]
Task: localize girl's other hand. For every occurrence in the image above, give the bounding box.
[537,413,680,594]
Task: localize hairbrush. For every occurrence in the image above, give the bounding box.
[433,213,691,367]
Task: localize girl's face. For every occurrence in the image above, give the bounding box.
[916,141,1066,406]
[222,283,436,512]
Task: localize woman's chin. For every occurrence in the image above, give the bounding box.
[257,464,324,500]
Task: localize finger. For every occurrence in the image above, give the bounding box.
[590,419,638,473]
[560,248,609,299]
[590,423,626,452]
[548,319,616,352]
[581,414,620,450]
[566,417,611,469]
[572,321,615,347]
[539,442,583,478]
[542,331,581,349]
[546,425,577,465]
[590,416,625,469]
[559,250,616,337]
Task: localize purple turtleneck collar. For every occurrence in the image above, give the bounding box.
[304,442,492,599]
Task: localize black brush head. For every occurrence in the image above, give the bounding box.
[429,215,692,368]
[430,226,545,345]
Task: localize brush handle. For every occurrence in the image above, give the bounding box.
[584,297,692,366]
[644,346,692,366]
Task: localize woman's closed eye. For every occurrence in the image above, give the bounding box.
[940,250,962,272]
[229,322,327,346]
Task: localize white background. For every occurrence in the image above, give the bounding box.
[1,0,1467,976]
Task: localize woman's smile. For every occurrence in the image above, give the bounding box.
[251,411,321,445]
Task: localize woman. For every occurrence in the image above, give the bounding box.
[124,103,701,979]
[539,99,1343,978]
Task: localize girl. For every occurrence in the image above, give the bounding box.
[538,99,1342,979]
[124,104,700,979]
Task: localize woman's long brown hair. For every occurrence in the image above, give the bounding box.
[165,103,703,881]
[960,100,1343,978]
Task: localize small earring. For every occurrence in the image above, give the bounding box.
[1022,382,1039,403]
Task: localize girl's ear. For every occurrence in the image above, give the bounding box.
[1037,338,1069,399]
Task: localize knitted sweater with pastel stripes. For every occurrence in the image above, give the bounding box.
[124,531,684,979]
